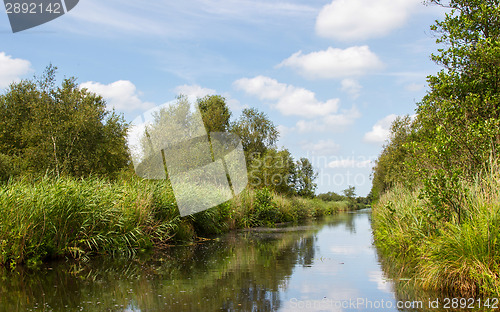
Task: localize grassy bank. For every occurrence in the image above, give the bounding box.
[0,176,351,268]
[372,168,500,298]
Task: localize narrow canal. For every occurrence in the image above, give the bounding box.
[0,209,481,311]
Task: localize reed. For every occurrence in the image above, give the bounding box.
[372,164,500,297]
[0,177,351,267]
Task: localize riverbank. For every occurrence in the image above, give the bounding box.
[0,176,352,268]
[372,169,500,298]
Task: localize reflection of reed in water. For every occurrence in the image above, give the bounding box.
[375,247,465,312]
[0,224,321,312]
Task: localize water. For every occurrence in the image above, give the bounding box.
[0,209,486,311]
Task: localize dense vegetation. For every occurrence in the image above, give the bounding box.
[0,66,357,267]
[0,65,130,179]
[371,0,500,298]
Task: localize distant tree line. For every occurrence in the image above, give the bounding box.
[317,185,371,208]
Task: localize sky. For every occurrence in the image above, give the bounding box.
[0,0,449,196]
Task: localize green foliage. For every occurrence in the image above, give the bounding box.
[0,153,20,183]
[317,191,344,202]
[372,2,500,297]
[0,65,130,179]
[254,187,279,226]
[293,157,317,198]
[197,95,231,133]
[0,175,345,267]
[230,108,279,164]
[372,1,500,202]
[0,176,180,266]
[370,116,418,200]
[248,148,296,195]
[342,185,356,200]
[373,165,500,297]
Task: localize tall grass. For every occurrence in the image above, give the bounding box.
[0,178,350,267]
[0,176,180,267]
[373,164,500,297]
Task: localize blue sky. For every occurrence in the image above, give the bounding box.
[0,0,449,196]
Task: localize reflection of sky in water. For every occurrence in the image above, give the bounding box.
[280,212,398,312]
[1,210,441,312]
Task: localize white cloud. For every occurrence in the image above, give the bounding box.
[80,80,155,111]
[316,0,422,41]
[405,82,425,92]
[174,84,244,111]
[368,271,393,293]
[233,76,340,118]
[328,158,373,168]
[295,106,361,133]
[277,124,290,138]
[363,114,398,144]
[0,52,32,89]
[278,46,383,79]
[341,79,362,99]
[174,84,216,103]
[301,139,340,155]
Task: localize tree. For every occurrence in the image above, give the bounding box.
[317,191,344,202]
[230,108,279,164]
[137,95,209,178]
[248,148,296,195]
[293,157,317,198]
[370,115,418,200]
[0,65,130,179]
[343,186,356,201]
[197,95,231,133]
[371,1,500,219]
[416,0,500,177]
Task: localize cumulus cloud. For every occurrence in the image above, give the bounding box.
[405,82,425,92]
[233,75,340,118]
[316,0,422,41]
[174,84,244,111]
[0,52,32,89]
[278,46,383,79]
[301,139,340,155]
[341,78,362,99]
[80,80,155,111]
[174,84,216,102]
[295,106,361,133]
[363,114,398,144]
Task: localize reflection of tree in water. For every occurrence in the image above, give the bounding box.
[343,212,356,233]
[323,212,357,234]
[295,236,316,267]
[0,224,321,312]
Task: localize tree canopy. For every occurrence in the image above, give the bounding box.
[0,65,130,179]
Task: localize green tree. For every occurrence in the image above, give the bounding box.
[248,148,296,195]
[371,1,500,218]
[370,115,417,200]
[0,65,130,179]
[343,186,356,201]
[197,95,231,133]
[230,108,279,164]
[416,0,500,177]
[293,157,317,198]
[317,191,345,202]
[137,95,209,178]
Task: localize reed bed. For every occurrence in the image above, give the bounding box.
[372,168,500,297]
[0,176,350,267]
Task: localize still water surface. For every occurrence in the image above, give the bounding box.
[0,209,471,311]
